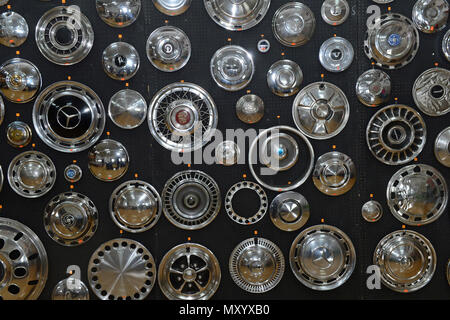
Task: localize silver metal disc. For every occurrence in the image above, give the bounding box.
[64,164,82,183]
[0,95,3,126]
[270,192,310,232]
[361,200,383,222]
[387,164,448,226]
[210,45,254,91]
[148,82,218,152]
[374,230,436,293]
[292,82,350,140]
[109,180,162,233]
[412,0,448,33]
[162,170,221,230]
[35,6,94,65]
[6,121,32,148]
[204,0,271,31]
[146,26,191,72]
[96,0,141,28]
[88,139,129,182]
[236,94,264,124]
[0,217,48,300]
[52,277,90,300]
[319,36,354,72]
[215,141,240,166]
[356,69,391,107]
[88,238,156,300]
[229,237,285,293]
[108,89,147,129]
[435,126,450,167]
[259,132,300,172]
[443,29,450,62]
[272,2,315,47]
[33,81,106,153]
[102,42,140,81]
[290,224,356,291]
[366,104,426,165]
[267,60,303,97]
[412,67,450,117]
[158,243,221,300]
[43,192,98,246]
[321,0,349,26]
[7,151,56,198]
[0,11,28,47]
[153,0,191,16]
[0,165,3,193]
[0,58,41,104]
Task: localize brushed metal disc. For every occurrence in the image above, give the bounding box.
[270,192,309,232]
[374,230,436,293]
[356,69,391,107]
[0,11,28,47]
[412,0,448,33]
[236,94,264,124]
[229,237,285,293]
[52,277,89,300]
[153,0,191,16]
[88,238,156,300]
[96,0,141,28]
[321,0,349,26]
[387,164,448,226]
[108,89,147,129]
[44,192,98,246]
[290,224,356,291]
[102,42,140,81]
[435,126,450,167]
[0,217,48,300]
[361,200,383,222]
[6,121,32,148]
[88,139,129,182]
[319,36,354,73]
[267,60,303,97]
[158,243,221,300]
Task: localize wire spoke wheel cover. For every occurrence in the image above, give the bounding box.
[158,243,221,300]
[366,104,426,165]
[374,230,436,293]
[88,238,156,300]
[162,170,221,230]
[0,217,48,300]
[148,82,217,152]
[290,224,356,291]
[229,237,284,293]
[386,164,448,226]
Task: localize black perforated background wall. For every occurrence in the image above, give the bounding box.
[0,0,449,300]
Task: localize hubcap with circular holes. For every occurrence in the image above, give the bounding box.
[158,243,221,300]
[88,238,156,300]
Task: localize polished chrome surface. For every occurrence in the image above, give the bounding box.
[0,58,41,104]
[435,126,450,167]
[362,200,383,222]
[267,60,303,97]
[109,180,162,233]
[270,192,309,232]
[162,170,221,230]
[146,26,191,72]
[44,192,98,246]
[260,132,299,172]
[225,181,268,225]
[321,0,349,26]
[33,81,105,153]
[148,82,218,152]
[210,45,254,91]
[204,0,271,31]
[364,13,419,69]
[290,224,356,291]
[52,277,89,300]
[272,2,315,47]
[96,0,141,28]
[7,151,56,198]
[158,243,221,300]
[249,126,314,192]
[229,237,284,293]
[102,42,140,81]
[0,95,3,126]
[319,36,354,72]
[366,104,426,165]
[0,165,3,193]
[215,141,240,166]
[293,82,350,140]
[412,67,450,117]
[313,151,356,196]
[356,69,391,107]
[0,11,28,47]
[109,89,147,129]
[6,121,32,148]
[412,0,448,33]
[154,0,191,16]
[35,6,94,65]
[387,164,448,226]
[88,139,129,182]
[64,164,82,183]
[374,230,436,293]
[236,94,264,124]
[447,260,450,286]
[443,29,450,61]
[0,217,48,300]
[88,238,156,300]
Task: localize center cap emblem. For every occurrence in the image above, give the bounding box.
[57,105,82,129]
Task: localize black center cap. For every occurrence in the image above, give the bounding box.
[331,49,343,61]
[57,105,81,129]
[55,26,74,46]
[114,55,127,67]
[430,85,444,99]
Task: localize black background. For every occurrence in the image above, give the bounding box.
[0,0,448,300]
